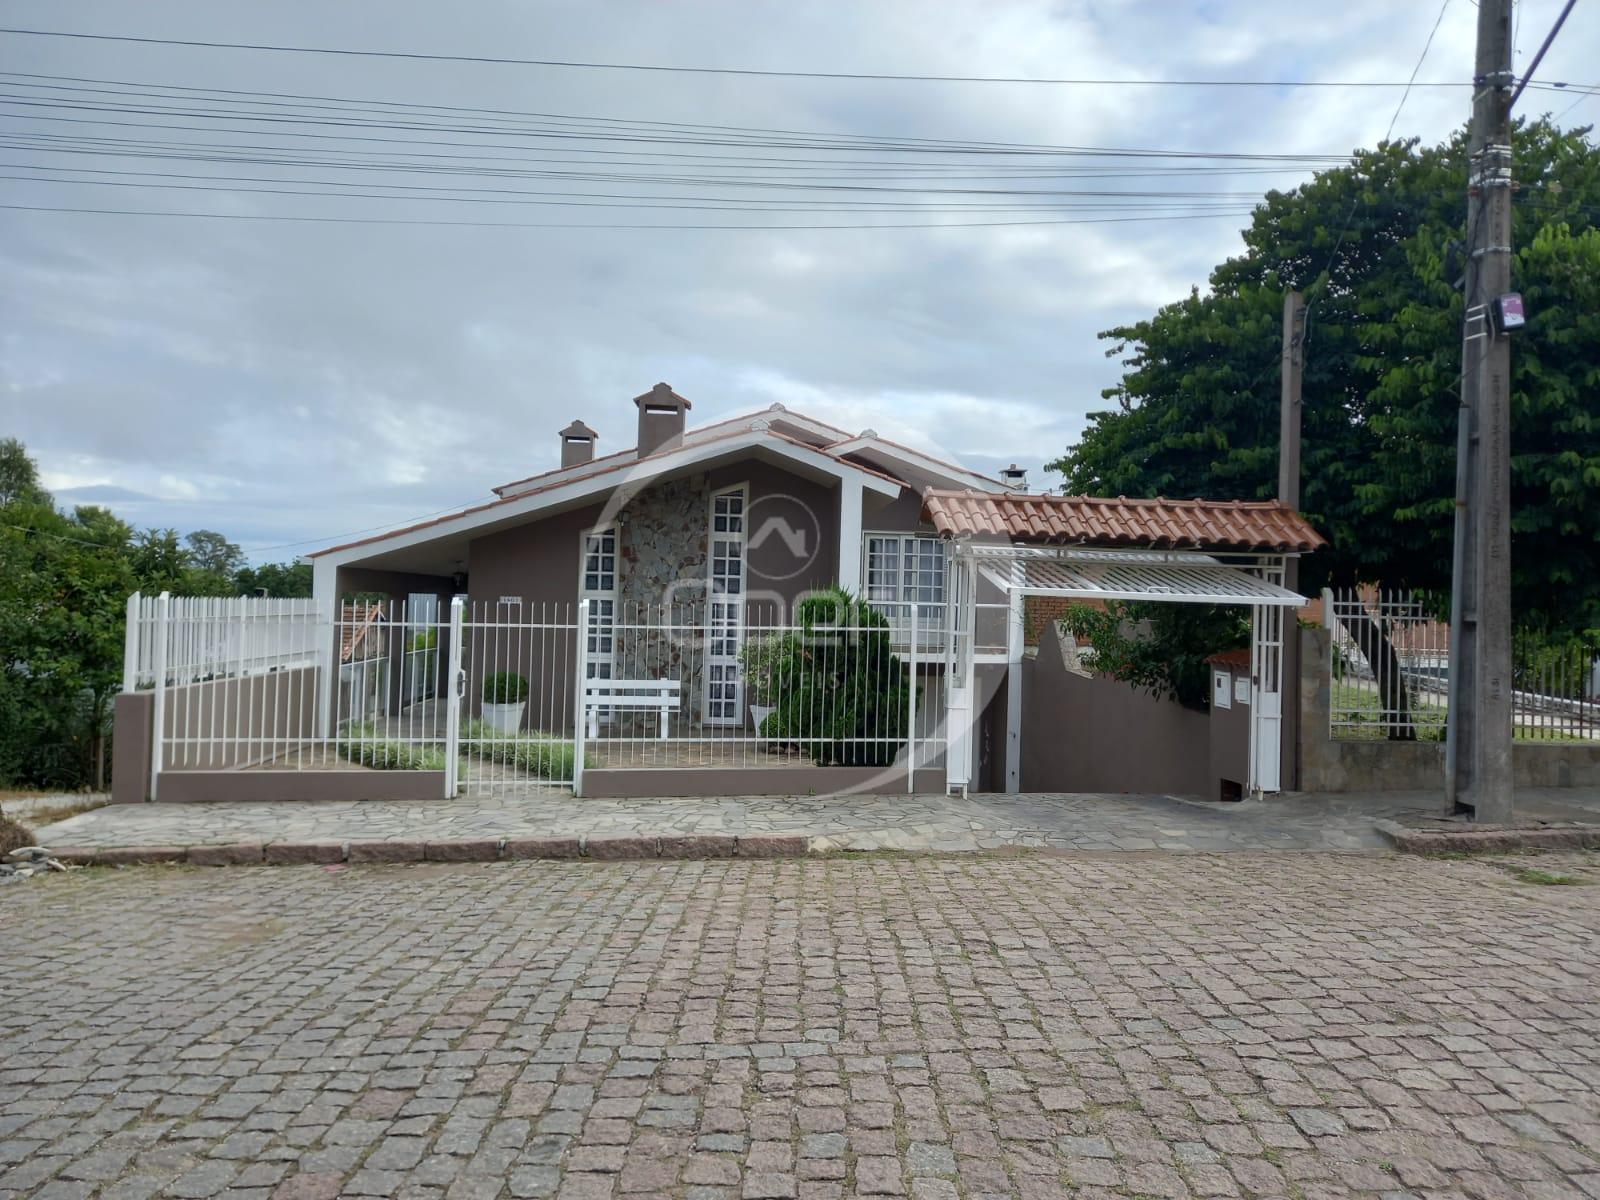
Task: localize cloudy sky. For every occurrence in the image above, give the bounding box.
[2,1,1595,562]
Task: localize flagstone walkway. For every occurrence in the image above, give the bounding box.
[36,788,1590,857]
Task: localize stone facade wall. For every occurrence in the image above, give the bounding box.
[1297,626,1600,791]
[616,474,712,729]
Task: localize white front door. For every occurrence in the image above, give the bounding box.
[704,485,747,725]
[581,527,618,724]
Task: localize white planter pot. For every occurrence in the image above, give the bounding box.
[481,701,525,734]
[750,703,776,734]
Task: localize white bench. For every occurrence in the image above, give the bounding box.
[583,678,682,739]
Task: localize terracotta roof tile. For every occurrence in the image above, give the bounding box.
[921,489,1326,553]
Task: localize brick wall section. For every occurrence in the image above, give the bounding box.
[1023,596,1109,646]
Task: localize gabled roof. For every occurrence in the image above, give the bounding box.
[310,425,903,563]
[921,489,1325,553]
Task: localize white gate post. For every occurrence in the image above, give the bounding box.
[148,591,170,801]
[573,598,590,797]
[1004,586,1024,794]
[444,596,464,798]
[906,605,919,794]
[122,592,141,694]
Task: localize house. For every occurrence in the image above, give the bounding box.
[114,383,1322,804]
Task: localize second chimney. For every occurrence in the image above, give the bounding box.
[634,382,692,457]
[560,420,598,468]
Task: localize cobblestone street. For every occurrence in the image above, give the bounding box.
[3,853,1598,1200]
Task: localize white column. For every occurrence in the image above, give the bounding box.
[837,479,863,593]
[312,557,338,739]
[122,591,141,694]
[1004,587,1024,793]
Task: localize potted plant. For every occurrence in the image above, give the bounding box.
[738,631,796,736]
[481,671,529,733]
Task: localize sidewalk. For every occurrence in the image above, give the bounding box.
[34,788,1589,861]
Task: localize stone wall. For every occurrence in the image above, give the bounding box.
[1297,626,1600,791]
[616,474,711,728]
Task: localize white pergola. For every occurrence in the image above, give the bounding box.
[944,542,1309,798]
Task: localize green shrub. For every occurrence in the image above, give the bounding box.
[460,719,580,778]
[738,631,801,708]
[763,588,913,767]
[482,671,529,704]
[336,724,447,771]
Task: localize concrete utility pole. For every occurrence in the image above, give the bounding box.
[1279,290,1306,790]
[1445,0,1515,822]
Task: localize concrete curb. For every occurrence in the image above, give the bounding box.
[51,832,815,868]
[1373,818,1600,855]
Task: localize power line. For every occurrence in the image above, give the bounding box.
[0,25,1504,87]
[1510,0,1580,108]
[0,201,1257,230]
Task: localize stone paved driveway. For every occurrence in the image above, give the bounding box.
[3,853,1599,1200]
[36,788,1551,856]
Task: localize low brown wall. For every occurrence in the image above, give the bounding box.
[1020,625,1213,796]
[156,770,445,803]
[1298,626,1600,791]
[111,692,154,804]
[583,767,946,798]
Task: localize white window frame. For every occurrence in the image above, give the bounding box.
[862,532,949,634]
[579,525,619,725]
[704,483,748,727]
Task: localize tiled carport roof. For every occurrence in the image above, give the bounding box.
[921,489,1326,553]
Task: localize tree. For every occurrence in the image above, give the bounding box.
[1052,120,1600,634]
[0,436,49,507]
[235,559,312,598]
[1063,602,1249,710]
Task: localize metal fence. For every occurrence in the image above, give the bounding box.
[1325,587,1599,742]
[124,591,951,797]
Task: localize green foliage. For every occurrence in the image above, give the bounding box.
[763,588,912,766]
[737,631,801,707]
[1050,119,1600,636]
[335,725,448,771]
[235,560,312,597]
[482,671,529,705]
[460,720,580,778]
[0,437,314,789]
[1062,602,1249,710]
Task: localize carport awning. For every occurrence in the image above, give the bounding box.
[975,549,1307,607]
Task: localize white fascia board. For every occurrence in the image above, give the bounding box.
[315,431,899,570]
[827,435,1009,492]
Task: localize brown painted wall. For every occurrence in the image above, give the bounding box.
[159,668,318,771]
[111,691,153,803]
[1207,669,1251,802]
[158,770,445,803]
[1020,624,1213,796]
[583,766,944,798]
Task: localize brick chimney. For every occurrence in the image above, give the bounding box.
[1000,463,1028,489]
[559,420,598,468]
[634,382,692,457]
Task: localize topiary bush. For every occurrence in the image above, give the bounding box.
[763,588,913,767]
[482,671,529,705]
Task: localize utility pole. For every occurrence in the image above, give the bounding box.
[1445,0,1515,822]
[1279,290,1305,790]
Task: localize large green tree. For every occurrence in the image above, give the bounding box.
[0,441,312,788]
[1052,119,1600,636]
